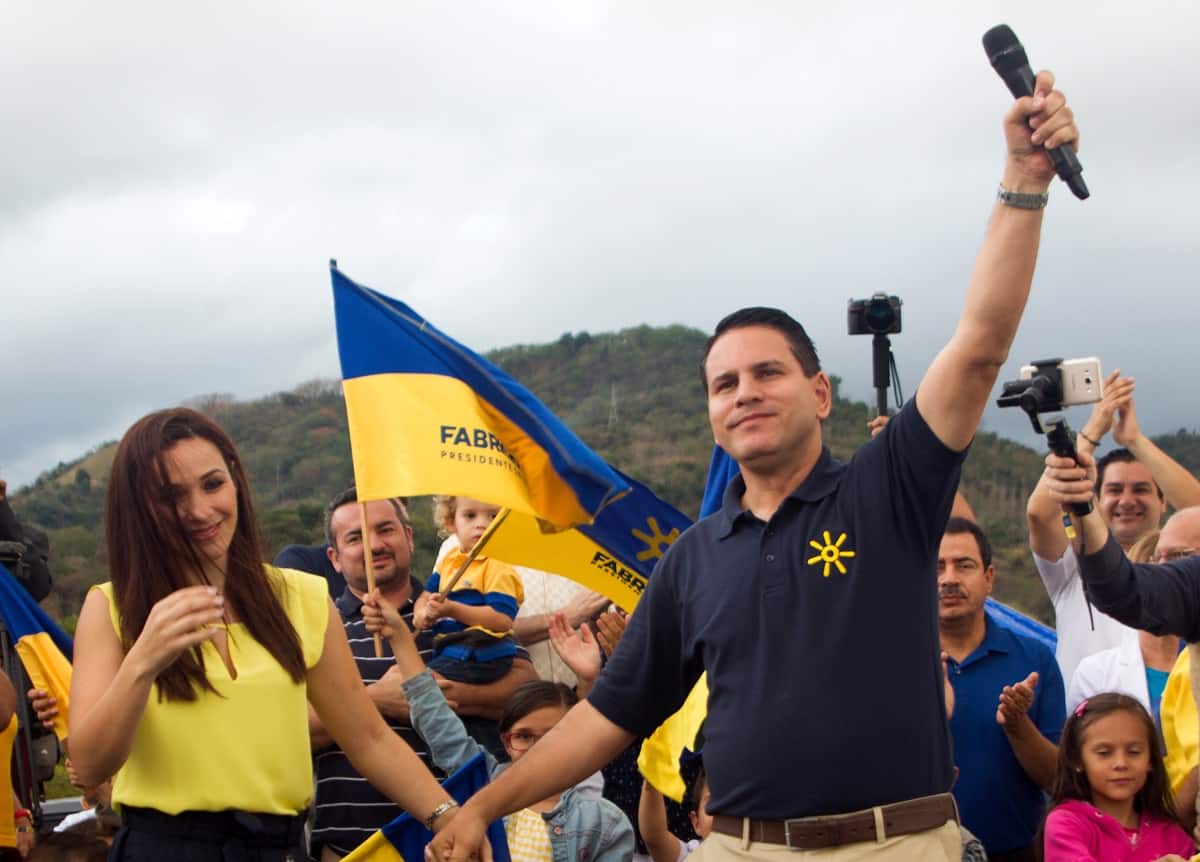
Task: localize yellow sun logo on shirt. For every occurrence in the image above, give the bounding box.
[632,517,681,562]
[807,530,856,577]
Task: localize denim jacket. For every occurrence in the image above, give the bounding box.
[402,671,634,862]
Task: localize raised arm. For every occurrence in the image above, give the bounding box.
[639,781,686,862]
[917,71,1080,452]
[1112,394,1200,510]
[1027,465,1071,563]
[1023,373,1129,561]
[1042,451,1200,641]
[997,670,1062,792]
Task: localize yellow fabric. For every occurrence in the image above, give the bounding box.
[638,673,709,802]
[505,806,554,862]
[434,551,524,639]
[15,632,72,741]
[341,832,407,862]
[1163,648,1197,796]
[0,714,17,848]
[95,566,329,814]
[344,373,592,528]
[484,510,647,612]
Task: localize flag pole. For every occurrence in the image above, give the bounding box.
[439,508,511,595]
[359,501,384,658]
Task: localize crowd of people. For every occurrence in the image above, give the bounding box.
[2,59,1199,862]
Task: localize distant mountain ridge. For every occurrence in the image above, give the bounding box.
[13,325,1200,630]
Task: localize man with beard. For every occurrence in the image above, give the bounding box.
[306,488,536,861]
[939,518,1065,862]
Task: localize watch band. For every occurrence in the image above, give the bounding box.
[997,184,1049,210]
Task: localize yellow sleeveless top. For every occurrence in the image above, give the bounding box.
[94,566,329,815]
[0,714,16,847]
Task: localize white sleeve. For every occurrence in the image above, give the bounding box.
[1033,546,1078,605]
[1066,653,1103,714]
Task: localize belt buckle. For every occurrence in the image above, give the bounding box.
[783,816,832,850]
[782,818,803,850]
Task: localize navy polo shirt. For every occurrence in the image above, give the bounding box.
[589,401,965,819]
[947,612,1065,854]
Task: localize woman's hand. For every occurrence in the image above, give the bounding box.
[548,612,602,687]
[595,609,628,657]
[124,586,225,680]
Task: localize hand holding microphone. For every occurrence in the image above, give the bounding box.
[984,24,1088,200]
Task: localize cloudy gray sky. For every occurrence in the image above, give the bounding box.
[4,1,1197,489]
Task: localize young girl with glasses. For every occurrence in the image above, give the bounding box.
[366,591,634,862]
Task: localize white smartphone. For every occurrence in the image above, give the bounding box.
[1019,357,1103,407]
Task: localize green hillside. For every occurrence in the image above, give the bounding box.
[13,325,1200,630]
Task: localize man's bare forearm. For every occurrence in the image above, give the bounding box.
[1126,434,1200,511]
[1005,716,1059,791]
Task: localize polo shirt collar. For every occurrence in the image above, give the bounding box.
[716,446,844,538]
[335,575,423,619]
[956,611,1016,669]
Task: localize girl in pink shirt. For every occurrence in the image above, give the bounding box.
[1043,692,1195,861]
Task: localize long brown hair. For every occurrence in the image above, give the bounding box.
[1047,693,1180,825]
[104,408,305,701]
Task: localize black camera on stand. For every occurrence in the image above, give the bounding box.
[847,293,902,336]
[996,357,1103,516]
[847,293,904,417]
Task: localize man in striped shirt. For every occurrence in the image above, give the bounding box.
[307,487,537,860]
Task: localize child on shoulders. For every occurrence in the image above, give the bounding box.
[416,496,523,684]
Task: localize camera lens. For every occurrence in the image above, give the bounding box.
[864,298,896,334]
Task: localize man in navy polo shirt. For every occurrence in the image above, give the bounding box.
[940,517,1064,862]
[432,71,1083,862]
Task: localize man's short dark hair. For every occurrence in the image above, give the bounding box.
[700,307,821,388]
[1095,448,1164,500]
[324,485,411,548]
[943,516,992,569]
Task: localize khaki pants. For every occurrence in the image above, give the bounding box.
[693,819,962,862]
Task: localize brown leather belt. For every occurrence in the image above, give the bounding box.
[711,793,958,850]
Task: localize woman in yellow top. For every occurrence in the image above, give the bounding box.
[68,408,462,861]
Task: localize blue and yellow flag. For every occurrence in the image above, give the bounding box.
[342,753,509,862]
[634,447,733,801]
[0,563,72,741]
[484,471,691,612]
[331,265,629,528]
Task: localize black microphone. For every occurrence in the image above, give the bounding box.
[983,24,1089,200]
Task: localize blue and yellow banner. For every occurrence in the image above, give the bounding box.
[331,265,629,528]
[342,752,509,862]
[485,471,691,612]
[0,563,72,741]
